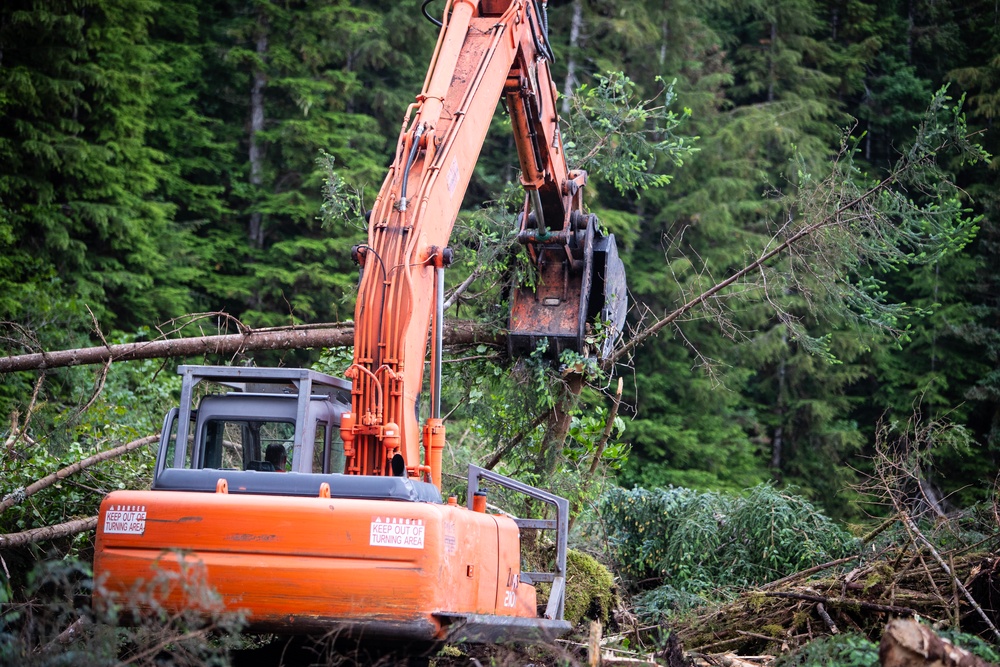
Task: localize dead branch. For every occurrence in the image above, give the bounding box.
[3,373,44,452]
[902,514,1000,643]
[0,434,160,515]
[44,616,93,650]
[762,590,917,615]
[603,159,911,370]
[0,516,98,549]
[444,270,481,311]
[588,377,624,476]
[0,320,500,373]
[760,556,859,590]
[815,602,839,634]
[114,627,213,667]
[568,378,625,529]
[482,413,547,470]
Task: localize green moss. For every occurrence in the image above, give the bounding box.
[564,549,616,626]
[863,563,893,593]
[761,624,785,638]
[537,548,616,627]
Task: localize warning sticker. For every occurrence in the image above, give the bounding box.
[370,516,425,549]
[103,504,147,535]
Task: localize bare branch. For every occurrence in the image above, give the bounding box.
[3,373,44,452]
[588,377,624,477]
[901,513,1000,643]
[0,434,160,515]
[761,590,917,616]
[604,166,904,370]
[0,516,98,549]
[444,270,480,311]
[482,413,547,470]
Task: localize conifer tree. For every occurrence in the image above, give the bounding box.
[0,0,192,332]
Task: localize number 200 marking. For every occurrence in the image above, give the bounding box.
[503,590,516,608]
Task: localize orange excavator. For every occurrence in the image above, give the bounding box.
[93,0,625,647]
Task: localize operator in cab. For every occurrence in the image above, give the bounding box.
[265,444,287,472]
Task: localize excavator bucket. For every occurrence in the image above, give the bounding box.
[508,214,627,360]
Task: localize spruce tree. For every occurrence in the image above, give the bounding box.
[0,0,192,333]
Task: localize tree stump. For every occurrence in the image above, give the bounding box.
[880,619,997,667]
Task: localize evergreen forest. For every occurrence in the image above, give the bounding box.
[2,0,1000,665]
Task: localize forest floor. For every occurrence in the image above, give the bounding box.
[429,537,1000,667]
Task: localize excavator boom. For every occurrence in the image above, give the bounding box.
[344,0,626,482]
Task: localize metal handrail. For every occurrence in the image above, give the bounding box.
[466,464,568,621]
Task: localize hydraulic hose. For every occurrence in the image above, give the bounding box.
[398,123,426,212]
[421,0,443,27]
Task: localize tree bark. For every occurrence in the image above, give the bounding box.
[560,0,583,116]
[880,618,997,667]
[0,516,98,549]
[0,435,160,514]
[535,373,584,478]
[0,321,500,373]
[248,10,268,248]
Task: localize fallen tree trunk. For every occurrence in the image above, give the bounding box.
[880,618,997,667]
[0,516,98,549]
[0,434,160,514]
[0,321,501,373]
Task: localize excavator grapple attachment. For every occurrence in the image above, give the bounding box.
[508,214,627,360]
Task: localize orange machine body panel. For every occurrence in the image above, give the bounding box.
[93,489,536,638]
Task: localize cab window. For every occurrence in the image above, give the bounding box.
[200,419,295,470]
[312,422,328,473]
[163,415,194,469]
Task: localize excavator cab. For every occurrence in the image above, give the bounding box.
[153,365,351,479]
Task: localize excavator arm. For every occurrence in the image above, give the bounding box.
[340,0,626,485]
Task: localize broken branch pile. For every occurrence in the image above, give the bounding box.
[670,544,1000,656]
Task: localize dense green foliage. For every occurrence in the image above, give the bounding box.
[0,0,998,526]
[772,633,880,667]
[600,485,855,619]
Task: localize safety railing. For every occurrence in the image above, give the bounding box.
[466,464,568,621]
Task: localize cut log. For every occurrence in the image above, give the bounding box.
[0,516,98,549]
[0,321,500,373]
[879,618,997,667]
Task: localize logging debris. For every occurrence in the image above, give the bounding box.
[662,548,1000,658]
